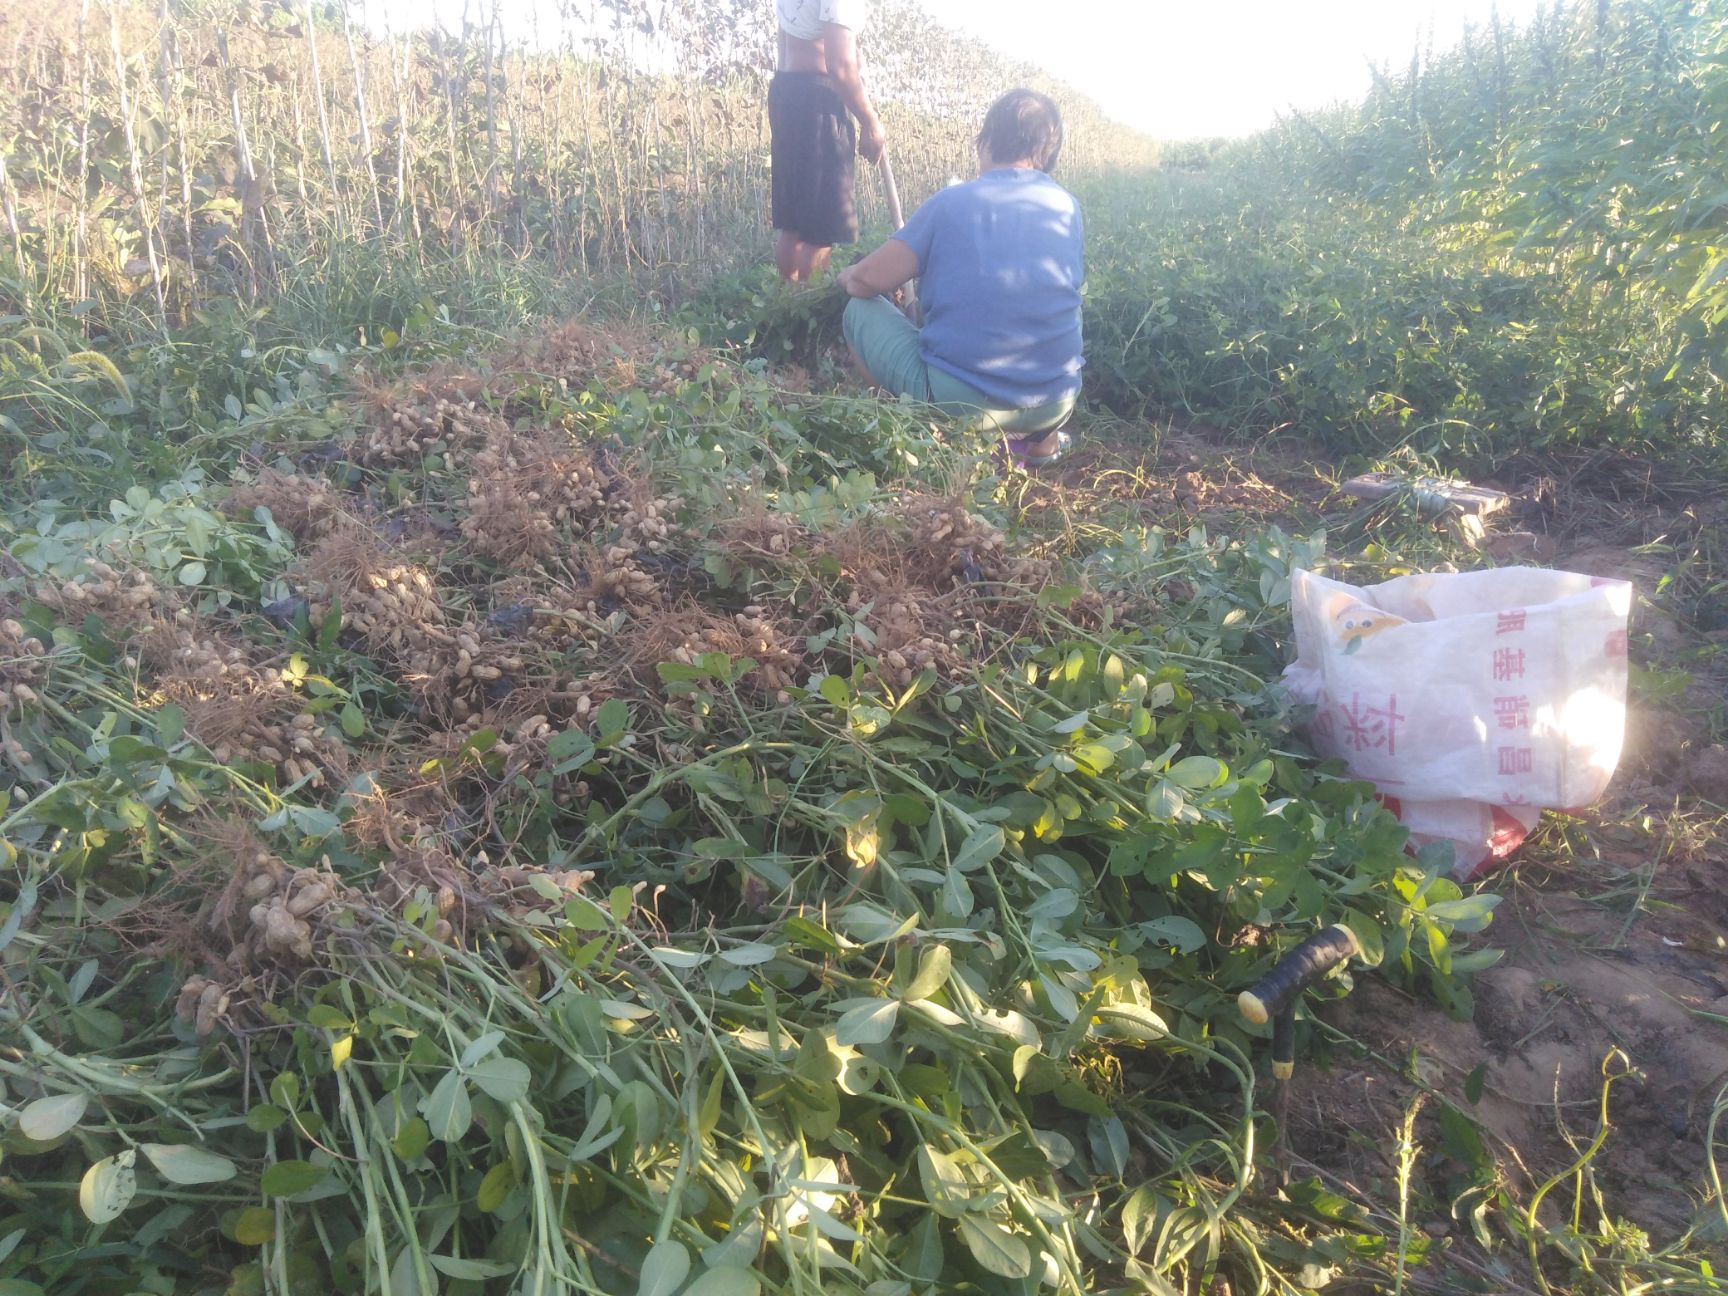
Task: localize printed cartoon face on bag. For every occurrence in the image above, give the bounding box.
[1328,595,1406,655]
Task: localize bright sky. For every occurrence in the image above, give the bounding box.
[363,0,1551,139]
[917,0,1550,138]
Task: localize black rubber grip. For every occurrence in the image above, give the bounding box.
[1238,924,1360,1026]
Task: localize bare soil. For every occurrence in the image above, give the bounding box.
[1295,876,1728,1243]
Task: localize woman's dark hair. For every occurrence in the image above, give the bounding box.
[977,88,1064,173]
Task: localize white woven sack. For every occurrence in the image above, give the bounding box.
[1284,567,1632,876]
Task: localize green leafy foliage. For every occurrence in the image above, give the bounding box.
[1077,2,1728,477]
[0,313,1501,1295]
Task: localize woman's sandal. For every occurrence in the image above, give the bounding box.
[1004,429,1072,470]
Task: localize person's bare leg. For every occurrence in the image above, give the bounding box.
[775,230,801,281]
[784,239,831,282]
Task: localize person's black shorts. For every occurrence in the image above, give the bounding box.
[768,72,858,247]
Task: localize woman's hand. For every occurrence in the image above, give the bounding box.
[837,262,870,297]
[857,113,886,165]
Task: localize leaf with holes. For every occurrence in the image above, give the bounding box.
[79,1151,137,1223]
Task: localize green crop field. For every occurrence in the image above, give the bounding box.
[1,2,1726,1295]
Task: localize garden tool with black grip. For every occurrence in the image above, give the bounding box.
[1237,924,1361,1185]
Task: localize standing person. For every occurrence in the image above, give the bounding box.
[838,88,1083,467]
[770,0,885,282]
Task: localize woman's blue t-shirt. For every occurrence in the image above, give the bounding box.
[890,167,1084,410]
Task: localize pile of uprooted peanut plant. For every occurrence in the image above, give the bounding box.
[1,320,1519,1296]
